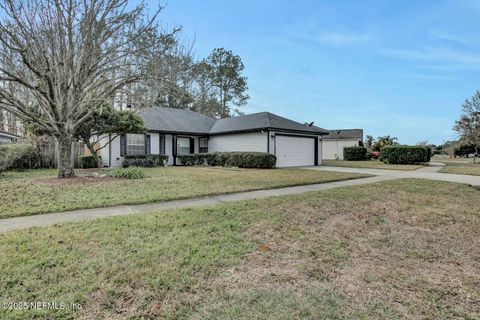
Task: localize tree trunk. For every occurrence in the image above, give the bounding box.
[85,142,102,168]
[57,135,75,178]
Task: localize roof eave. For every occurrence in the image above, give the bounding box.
[147,129,209,136]
[0,130,20,138]
[209,127,329,136]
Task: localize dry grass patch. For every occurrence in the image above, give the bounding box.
[200,180,480,319]
[0,179,479,319]
[438,159,480,176]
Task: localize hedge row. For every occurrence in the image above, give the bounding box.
[380,146,431,164]
[177,152,277,169]
[122,154,168,168]
[343,146,370,161]
[0,144,41,172]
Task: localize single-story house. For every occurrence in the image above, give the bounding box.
[322,129,363,160]
[0,130,19,145]
[99,107,329,167]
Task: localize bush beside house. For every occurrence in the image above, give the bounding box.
[343,146,370,161]
[0,144,41,172]
[177,152,277,169]
[380,146,431,164]
[79,155,99,169]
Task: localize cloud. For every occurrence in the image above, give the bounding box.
[282,21,372,47]
[429,31,471,45]
[401,73,456,80]
[381,47,480,67]
[313,31,371,46]
[452,0,480,11]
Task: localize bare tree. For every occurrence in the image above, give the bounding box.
[0,0,160,177]
[454,90,480,163]
[126,30,196,110]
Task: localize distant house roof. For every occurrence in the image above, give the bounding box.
[324,129,363,140]
[137,107,329,136]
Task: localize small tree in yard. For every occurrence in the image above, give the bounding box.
[365,135,399,152]
[374,135,399,151]
[364,135,375,149]
[0,0,161,177]
[454,90,480,163]
[77,106,146,166]
[25,104,146,167]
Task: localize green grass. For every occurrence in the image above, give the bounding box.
[323,159,424,170]
[0,167,367,219]
[437,158,480,176]
[0,179,479,319]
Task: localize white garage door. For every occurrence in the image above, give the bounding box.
[275,135,315,167]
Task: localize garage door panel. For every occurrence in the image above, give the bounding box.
[276,135,315,167]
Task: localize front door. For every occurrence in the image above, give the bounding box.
[177,137,191,155]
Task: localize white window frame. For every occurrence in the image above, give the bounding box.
[127,134,145,156]
[199,137,208,153]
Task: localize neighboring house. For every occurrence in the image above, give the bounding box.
[322,129,363,160]
[0,130,19,145]
[99,107,329,167]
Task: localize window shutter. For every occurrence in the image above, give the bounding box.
[120,134,126,157]
[189,138,194,154]
[159,134,165,155]
[145,134,151,155]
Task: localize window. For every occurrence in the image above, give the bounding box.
[127,134,145,156]
[199,137,208,153]
[177,137,190,155]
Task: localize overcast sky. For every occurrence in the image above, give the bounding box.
[153,0,480,145]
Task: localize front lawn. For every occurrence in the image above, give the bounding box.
[0,179,478,319]
[322,159,424,170]
[0,167,367,219]
[438,158,480,176]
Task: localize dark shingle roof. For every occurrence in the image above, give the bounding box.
[210,112,328,135]
[324,129,363,140]
[138,108,329,135]
[137,107,216,134]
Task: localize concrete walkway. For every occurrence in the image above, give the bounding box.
[1,162,479,234]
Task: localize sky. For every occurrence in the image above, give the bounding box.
[150,0,480,145]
